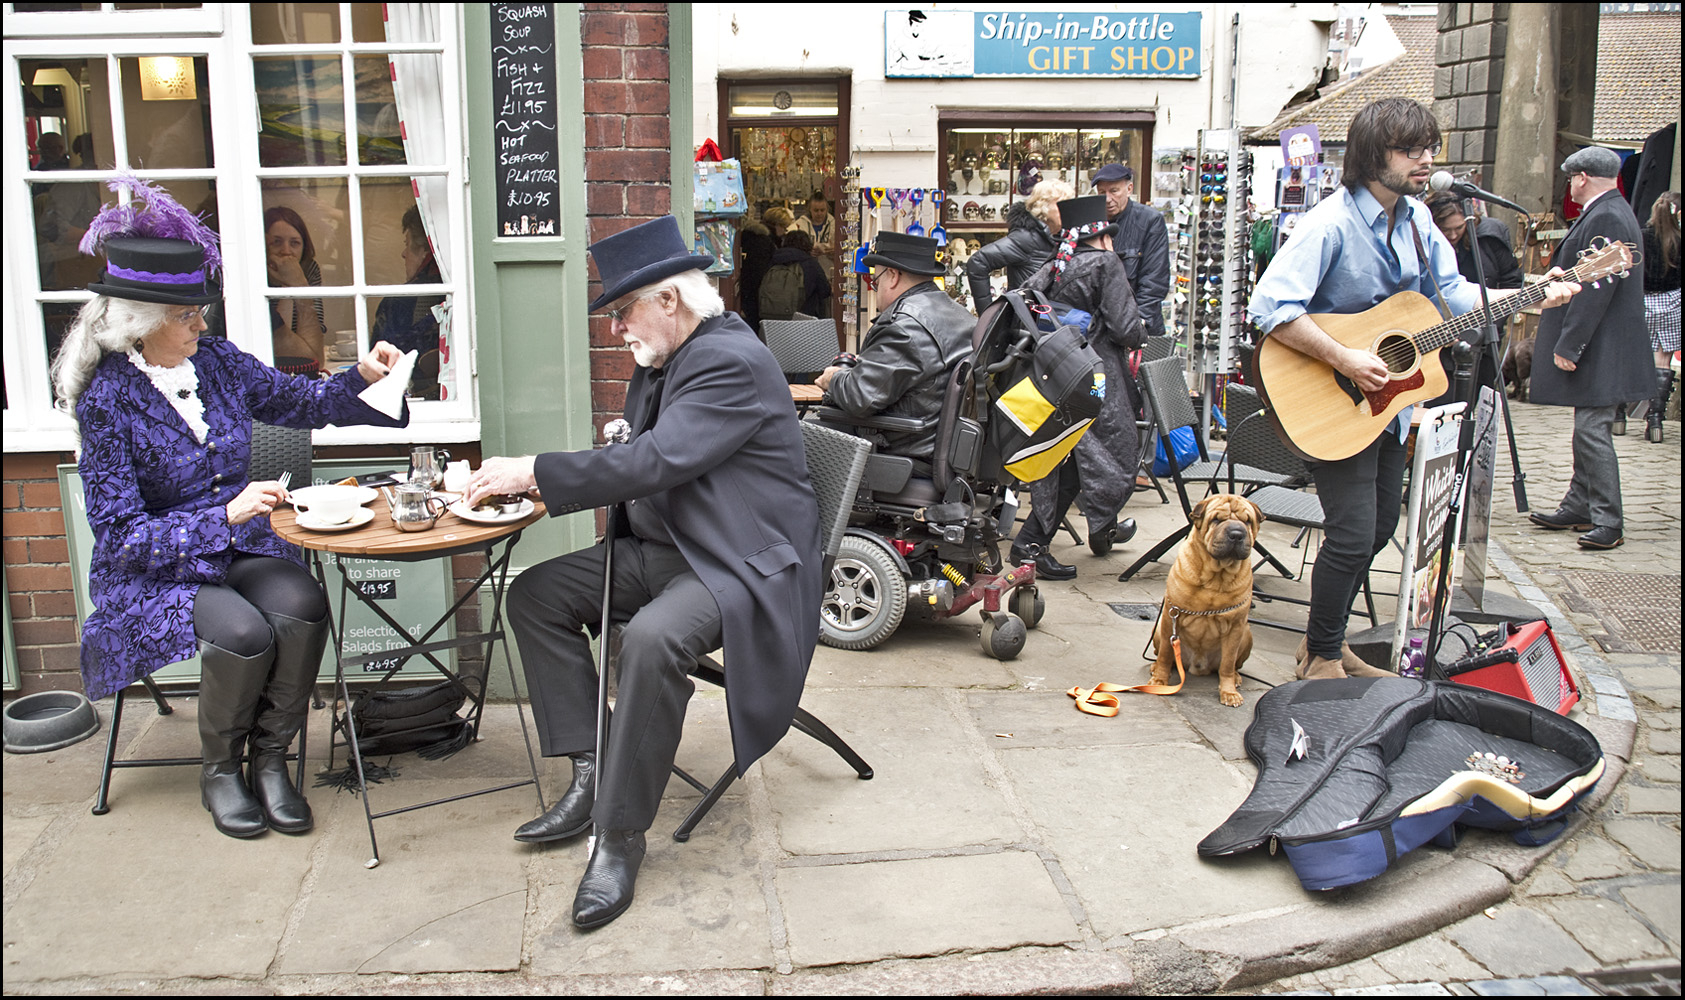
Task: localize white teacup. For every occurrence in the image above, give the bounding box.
[290,485,364,525]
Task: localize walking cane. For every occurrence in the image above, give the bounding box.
[590,418,633,851]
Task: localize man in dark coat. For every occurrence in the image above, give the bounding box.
[1094,163,1170,338]
[1528,147,1653,550]
[468,216,822,928]
[815,231,973,466]
[1014,195,1144,579]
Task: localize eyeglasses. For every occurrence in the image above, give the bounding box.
[171,307,207,325]
[1391,143,1442,160]
[603,290,659,323]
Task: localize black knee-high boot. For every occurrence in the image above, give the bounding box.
[247,611,327,834]
[1648,369,1674,443]
[199,638,274,838]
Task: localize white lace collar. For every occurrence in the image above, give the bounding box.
[126,347,209,443]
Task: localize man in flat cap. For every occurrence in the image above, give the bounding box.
[815,231,973,466]
[468,215,822,929]
[1527,147,1651,550]
[1093,162,1170,338]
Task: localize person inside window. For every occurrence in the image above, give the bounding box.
[371,206,446,398]
[264,205,326,374]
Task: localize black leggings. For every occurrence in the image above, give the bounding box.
[193,556,326,657]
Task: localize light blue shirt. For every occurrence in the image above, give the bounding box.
[1250,185,1481,334]
[1249,185,1483,439]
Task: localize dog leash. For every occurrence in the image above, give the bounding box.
[1067,600,1248,715]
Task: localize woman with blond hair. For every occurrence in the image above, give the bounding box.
[965,178,1073,308]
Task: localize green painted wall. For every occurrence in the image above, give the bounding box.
[466,3,595,564]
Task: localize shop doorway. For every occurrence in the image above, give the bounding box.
[717,77,849,345]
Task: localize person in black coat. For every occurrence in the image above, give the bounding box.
[1094,163,1170,337]
[1528,148,1653,550]
[965,179,1070,306]
[762,228,831,320]
[468,216,822,929]
[1423,190,1523,289]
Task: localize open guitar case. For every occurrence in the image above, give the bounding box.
[1199,677,1604,891]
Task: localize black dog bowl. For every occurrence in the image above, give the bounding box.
[4,691,100,753]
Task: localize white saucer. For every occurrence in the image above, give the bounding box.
[290,484,379,507]
[295,506,375,532]
[449,498,535,524]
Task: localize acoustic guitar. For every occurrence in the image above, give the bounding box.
[1250,239,1635,462]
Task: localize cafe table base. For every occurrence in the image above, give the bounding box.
[274,496,549,867]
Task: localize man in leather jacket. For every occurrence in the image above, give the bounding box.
[1094,163,1170,337]
[816,231,973,466]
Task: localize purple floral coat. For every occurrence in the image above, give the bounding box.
[76,337,407,701]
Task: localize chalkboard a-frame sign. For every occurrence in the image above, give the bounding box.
[492,2,562,237]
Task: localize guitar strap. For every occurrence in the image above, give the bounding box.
[1409,220,1457,322]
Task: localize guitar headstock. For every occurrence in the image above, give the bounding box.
[1575,237,1638,284]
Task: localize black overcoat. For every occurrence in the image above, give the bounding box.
[1531,190,1652,408]
[532,313,823,772]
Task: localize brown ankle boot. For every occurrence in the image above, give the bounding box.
[1296,654,1347,680]
[1297,637,1388,676]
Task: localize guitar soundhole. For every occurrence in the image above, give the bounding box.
[1375,333,1417,375]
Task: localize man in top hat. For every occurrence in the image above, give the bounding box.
[1527,146,1651,550]
[466,215,822,929]
[1093,163,1170,338]
[814,231,973,465]
[1015,194,1144,579]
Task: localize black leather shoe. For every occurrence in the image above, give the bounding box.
[514,753,596,843]
[1529,509,1592,532]
[249,752,313,834]
[1087,517,1137,555]
[1011,543,1076,581]
[572,829,646,929]
[202,763,267,839]
[1578,525,1624,550]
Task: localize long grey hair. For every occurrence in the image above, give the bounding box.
[50,296,174,416]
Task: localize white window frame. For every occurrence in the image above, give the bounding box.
[2,4,477,453]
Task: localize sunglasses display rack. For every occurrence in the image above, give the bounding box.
[1175,129,1254,382]
[839,164,863,342]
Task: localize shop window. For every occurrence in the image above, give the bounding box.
[246,3,465,411]
[5,4,468,453]
[938,115,1152,282]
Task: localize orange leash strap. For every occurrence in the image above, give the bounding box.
[1067,639,1187,714]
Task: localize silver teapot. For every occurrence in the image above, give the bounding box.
[391,482,447,532]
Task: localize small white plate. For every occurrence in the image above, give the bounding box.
[295,506,375,532]
[290,484,379,508]
[449,498,535,524]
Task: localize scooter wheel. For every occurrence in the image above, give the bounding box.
[981,612,1027,660]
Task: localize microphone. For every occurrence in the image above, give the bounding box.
[602,418,632,445]
[1428,171,1530,216]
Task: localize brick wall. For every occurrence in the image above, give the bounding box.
[4,452,80,693]
[581,2,673,437]
[1434,3,1508,185]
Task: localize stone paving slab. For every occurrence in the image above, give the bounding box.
[278,779,532,975]
[776,851,1078,967]
[4,778,315,982]
[1442,904,1598,978]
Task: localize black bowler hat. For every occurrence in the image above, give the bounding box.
[861,230,945,276]
[588,215,715,311]
[1092,163,1134,185]
[1056,195,1119,239]
[87,236,221,306]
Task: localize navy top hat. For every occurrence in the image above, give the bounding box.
[588,216,715,311]
[87,236,221,306]
[861,231,945,277]
[1056,195,1119,239]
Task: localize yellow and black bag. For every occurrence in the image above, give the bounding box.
[985,291,1105,482]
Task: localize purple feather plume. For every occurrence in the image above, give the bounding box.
[79,174,222,276]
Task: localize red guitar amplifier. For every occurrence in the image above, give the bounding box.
[1445,620,1579,715]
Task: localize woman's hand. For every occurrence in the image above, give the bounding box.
[267,251,309,289]
[358,341,404,383]
[226,480,287,525]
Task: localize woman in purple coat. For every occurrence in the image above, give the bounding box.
[52,183,407,839]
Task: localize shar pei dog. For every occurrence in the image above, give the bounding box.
[1151,494,1263,707]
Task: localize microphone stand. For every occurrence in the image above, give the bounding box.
[1458,195,1531,513]
[1425,342,1478,674]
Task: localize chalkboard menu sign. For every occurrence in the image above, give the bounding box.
[492,2,561,237]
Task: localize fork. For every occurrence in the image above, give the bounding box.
[277,470,292,500]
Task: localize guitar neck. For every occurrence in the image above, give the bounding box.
[1414,262,1588,354]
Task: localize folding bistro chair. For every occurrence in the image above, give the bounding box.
[1223,409,1378,632]
[92,422,314,815]
[1117,358,1294,581]
[762,318,840,384]
[666,420,875,841]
